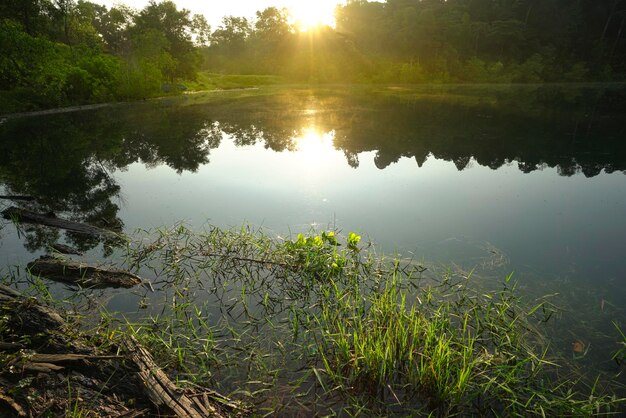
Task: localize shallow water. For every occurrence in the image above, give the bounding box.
[1,85,625,365]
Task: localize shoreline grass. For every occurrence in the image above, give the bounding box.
[2,224,625,416]
[4,80,626,118]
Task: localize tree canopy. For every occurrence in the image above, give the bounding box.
[1,0,625,111]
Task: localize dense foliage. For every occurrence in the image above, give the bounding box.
[205,0,626,83]
[0,0,206,110]
[1,0,625,110]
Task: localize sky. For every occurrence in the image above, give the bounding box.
[98,0,344,28]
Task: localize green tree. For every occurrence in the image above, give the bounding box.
[191,13,211,47]
[211,16,251,53]
[91,4,135,54]
[52,0,75,44]
[254,7,292,41]
[0,0,53,35]
[130,0,199,80]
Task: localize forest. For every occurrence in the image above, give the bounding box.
[1,0,626,111]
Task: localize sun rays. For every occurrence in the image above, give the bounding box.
[288,0,338,31]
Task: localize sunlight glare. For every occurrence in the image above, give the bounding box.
[294,128,336,161]
[289,0,339,31]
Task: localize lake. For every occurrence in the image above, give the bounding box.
[1,84,626,370]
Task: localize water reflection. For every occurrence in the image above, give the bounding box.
[293,128,336,161]
[0,85,624,254]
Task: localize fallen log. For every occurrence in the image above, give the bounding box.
[10,353,124,374]
[0,284,66,333]
[27,256,143,289]
[28,353,122,363]
[2,206,119,239]
[123,336,226,418]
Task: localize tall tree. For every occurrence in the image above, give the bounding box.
[130,1,199,80]
[211,16,251,52]
[191,14,211,47]
[254,7,292,42]
[91,4,135,54]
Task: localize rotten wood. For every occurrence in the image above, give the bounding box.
[0,284,66,332]
[27,256,143,288]
[9,353,123,376]
[0,285,146,416]
[28,353,121,363]
[2,206,119,239]
[122,336,226,418]
[22,362,64,372]
[0,285,21,298]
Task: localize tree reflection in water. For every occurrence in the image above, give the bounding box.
[1,85,624,254]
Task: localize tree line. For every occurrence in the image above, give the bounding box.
[207,0,626,83]
[1,0,625,110]
[0,0,209,110]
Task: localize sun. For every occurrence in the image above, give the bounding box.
[289,0,339,31]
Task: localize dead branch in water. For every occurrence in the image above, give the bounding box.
[27,255,143,288]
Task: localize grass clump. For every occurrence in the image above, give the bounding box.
[116,225,624,416]
[316,275,476,405]
[313,271,617,416]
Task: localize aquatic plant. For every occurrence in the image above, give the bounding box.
[107,226,624,415]
[612,322,626,369]
[3,225,624,416]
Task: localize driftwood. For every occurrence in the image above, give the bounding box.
[2,206,119,238]
[10,353,123,373]
[0,284,245,418]
[27,255,143,288]
[123,336,228,418]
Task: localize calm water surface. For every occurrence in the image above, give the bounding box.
[1,85,625,325]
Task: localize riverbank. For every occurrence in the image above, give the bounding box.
[0,73,283,116]
[4,76,626,118]
[1,225,624,416]
[0,284,247,417]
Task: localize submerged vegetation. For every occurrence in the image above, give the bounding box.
[2,225,624,416]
